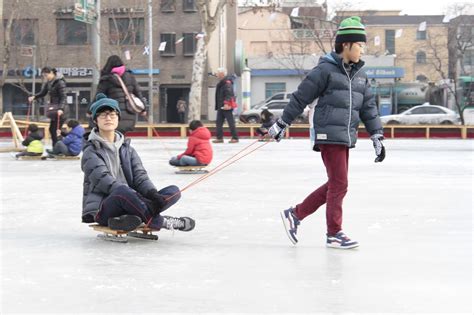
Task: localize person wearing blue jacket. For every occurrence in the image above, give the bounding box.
[47,120,85,156]
[268,16,386,249]
[81,93,195,232]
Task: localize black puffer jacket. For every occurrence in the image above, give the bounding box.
[35,73,68,116]
[282,52,383,148]
[215,76,234,110]
[81,131,156,223]
[96,71,145,133]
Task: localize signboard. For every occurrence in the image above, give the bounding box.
[20,46,34,57]
[74,0,97,24]
[365,67,405,79]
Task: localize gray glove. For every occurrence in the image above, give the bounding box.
[268,118,289,142]
[370,134,385,163]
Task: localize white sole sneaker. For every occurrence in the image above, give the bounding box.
[280,211,298,245]
[326,242,359,249]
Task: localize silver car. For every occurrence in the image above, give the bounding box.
[239,100,308,124]
[380,104,460,125]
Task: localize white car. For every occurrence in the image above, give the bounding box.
[380,104,460,125]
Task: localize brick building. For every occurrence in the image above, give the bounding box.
[0,0,237,122]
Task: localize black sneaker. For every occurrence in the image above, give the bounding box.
[162,216,195,232]
[108,215,142,232]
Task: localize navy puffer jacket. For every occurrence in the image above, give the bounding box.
[281,52,383,148]
[81,133,156,223]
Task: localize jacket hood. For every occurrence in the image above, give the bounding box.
[70,125,85,138]
[85,128,125,151]
[191,126,211,140]
[320,52,365,70]
[29,131,43,140]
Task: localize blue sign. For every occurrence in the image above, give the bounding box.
[131,69,160,75]
[23,66,38,78]
[365,67,404,79]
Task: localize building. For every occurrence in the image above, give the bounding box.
[0,0,237,122]
[338,11,450,83]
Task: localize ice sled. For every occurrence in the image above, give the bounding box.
[13,154,80,161]
[174,165,209,174]
[89,224,159,243]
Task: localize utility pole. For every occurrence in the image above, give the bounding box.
[147,0,154,124]
[32,45,37,118]
[91,0,101,98]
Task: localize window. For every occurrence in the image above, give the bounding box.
[416,51,426,64]
[385,29,395,54]
[416,30,426,40]
[424,107,445,114]
[183,33,197,56]
[109,18,144,45]
[57,19,89,45]
[266,102,288,110]
[265,83,286,99]
[160,33,176,56]
[161,0,176,12]
[410,107,428,115]
[463,50,474,66]
[5,19,37,45]
[416,74,428,82]
[183,0,197,12]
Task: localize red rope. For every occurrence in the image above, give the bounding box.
[145,139,271,227]
[152,127,173,157]
[23,100,32,138]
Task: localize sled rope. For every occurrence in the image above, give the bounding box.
[145,138,271,227]
[152,127,174,157]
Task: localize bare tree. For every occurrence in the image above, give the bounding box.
[188,0,236,120]
[447,3,474,78]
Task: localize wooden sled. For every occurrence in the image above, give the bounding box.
[175,165,209,174]
[89,224,159,243]
[41,155,81,161]
[14,154,43,161]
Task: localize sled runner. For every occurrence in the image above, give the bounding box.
[41,155,80,161]
[13,154,80,161]
[89,224,159,243]
[175,165,209,174]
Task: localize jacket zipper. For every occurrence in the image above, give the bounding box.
[342,63,363,147]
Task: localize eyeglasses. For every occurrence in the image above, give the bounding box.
[355,42,366,50]
[97,111,118,119]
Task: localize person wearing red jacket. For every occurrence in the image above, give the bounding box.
[169,120,213,166]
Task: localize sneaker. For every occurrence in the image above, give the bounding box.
[212,139,224,143]
[326,231,359,249]
[108,215,142,232]
[280,207,300,245]
[162,216,195,232]
[229,138,239,143]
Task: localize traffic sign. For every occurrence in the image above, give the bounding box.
[74,0,97,24]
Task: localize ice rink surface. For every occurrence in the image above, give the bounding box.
[0,138,472,314]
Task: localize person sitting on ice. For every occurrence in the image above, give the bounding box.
[16,124,44,158]
[46,119,85,157]
[169,120,213,167]
[81,93,195,232]
[255,109,275,137]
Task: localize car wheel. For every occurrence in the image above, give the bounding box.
[440,120,453,125]
[246,116,259,124]
[387,120,400,125]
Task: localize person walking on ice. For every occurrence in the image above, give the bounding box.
[81,93,195,232]
[268,16,385,249]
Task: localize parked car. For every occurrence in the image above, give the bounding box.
[240,100,309,124]
[251,92,292,109]
[380,104,460,125]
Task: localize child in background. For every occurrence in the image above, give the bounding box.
[16,124,44,158]
[169,120,213,167]
[47,120,85,157]
[256,109,275,137]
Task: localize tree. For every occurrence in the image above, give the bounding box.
[188,0,236,121]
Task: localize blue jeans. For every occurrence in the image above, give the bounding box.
[95,185,181,229]
[169,155,205,166]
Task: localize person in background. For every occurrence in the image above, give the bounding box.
[213,68,239,144]
[47,120,85,157]
[169,120,213,167]
[28,67,67,147]
[176,97,187,124]
[16,124,44,158]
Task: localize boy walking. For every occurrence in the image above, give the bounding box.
[268,17,385,249]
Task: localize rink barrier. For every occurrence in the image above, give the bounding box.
[1,122,473,140]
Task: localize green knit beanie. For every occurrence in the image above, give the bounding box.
[335,16,366,43]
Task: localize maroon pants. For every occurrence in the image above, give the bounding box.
[294,144,349,235]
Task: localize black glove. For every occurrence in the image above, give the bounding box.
[268,118,289,142]
[370,134,386,163]
[145,189,167,217]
